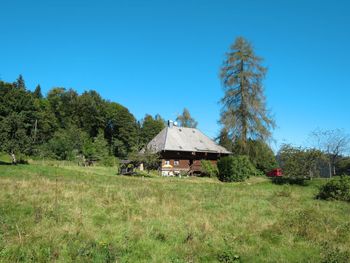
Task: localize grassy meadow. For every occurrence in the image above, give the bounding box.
[0,160,349,262]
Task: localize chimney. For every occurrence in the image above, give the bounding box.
[168,120,174,128]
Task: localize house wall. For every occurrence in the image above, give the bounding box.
[159,150,228,176]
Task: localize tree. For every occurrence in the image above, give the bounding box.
[336,157,350,175]
[176,108,198,128]
[43,126,89,160]
[83,130,109,162]
[220,37,275,153]
[140,114,165,146]
[217,155,256,182]
[13,74,26,89]
[77,90,107,137]
[128,146,160,174]
[311,129,350,177]
[277,144,324,184]
[0,81,38,162]
[245,139,277,173]
[218,128,233,152]
[33,85,43,99]
[47,88,79,128]
[142,146,161,173]
[105,102,138,158]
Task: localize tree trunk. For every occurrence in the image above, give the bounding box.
[10,153,17,165]
[240,59,248,153]
[328,161,332,178]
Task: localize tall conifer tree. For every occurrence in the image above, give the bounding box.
[220,37,275,153]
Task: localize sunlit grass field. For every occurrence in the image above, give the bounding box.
[0,160,349,262]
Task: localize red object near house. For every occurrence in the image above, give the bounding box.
[267,168,283,177]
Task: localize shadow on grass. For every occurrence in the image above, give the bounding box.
[270,176,310,186]
[0,160,12,165]
[0,160,29,165]
[119,172,155,178]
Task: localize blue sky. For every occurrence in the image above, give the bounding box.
[1,0,349,150]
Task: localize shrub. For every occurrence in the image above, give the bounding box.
[217,155,256,182]
[276,144,324,185]
[336,157,350,175]
[101,156,119,167]
[316,176,350,202]
[200,160,218,177]
[230,139,278,174]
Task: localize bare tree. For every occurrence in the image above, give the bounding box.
[310,129,350,177]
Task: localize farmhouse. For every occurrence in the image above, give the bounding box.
[145,121,231,176]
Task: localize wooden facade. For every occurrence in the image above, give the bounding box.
[159,150,228,176]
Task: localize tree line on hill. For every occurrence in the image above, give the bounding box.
[0,76,197,164]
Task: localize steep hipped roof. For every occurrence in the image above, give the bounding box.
[146,126,231,154]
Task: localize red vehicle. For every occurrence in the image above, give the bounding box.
[267,168,283,177]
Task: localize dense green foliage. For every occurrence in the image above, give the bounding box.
[200,160,218,177]
[1,162,349,262]
[230,139,278,174]
[336,157,350,175]
[0,80,38,156]
[129,147,161,173]
[0,76,167,161]
[277,144,324,184]
[246,140,278,173]
[140,114,165,146]
[317,176,350,202]
[219,37,275,153]
[217,155,256,182]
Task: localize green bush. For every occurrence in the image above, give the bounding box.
[101,156,119,167]
[276,144,324,185]
[200,160,218,177]
[317,176,350,202]
[217,155,256,182]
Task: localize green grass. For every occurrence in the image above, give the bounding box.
[0,162,349,262]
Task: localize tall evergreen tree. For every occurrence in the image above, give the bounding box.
[33,84,43,99]
[220,37,275,153]
[14,74,26,89]
[176,108,198,128]
[218,128,233,151]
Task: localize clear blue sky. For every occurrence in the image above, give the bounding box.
[1,0,349,150]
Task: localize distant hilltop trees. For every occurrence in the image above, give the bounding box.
[0,75,196,163]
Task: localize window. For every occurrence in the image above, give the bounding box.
[165,160,170,165]
[174,160,179,166]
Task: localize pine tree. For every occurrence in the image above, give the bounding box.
[14,74,26,89]
[176,108,198,128]
[220,37,275,153]
[218,128,233,151]
[33,85,43,99]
